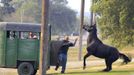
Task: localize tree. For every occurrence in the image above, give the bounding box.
[0,0,12,3]
[4,0,41,22]
[48,0,77,35]
[37,0,77,35]
[0,7,3,21]
[0,0,15,21]
[92,0,134,48]
[4,0,77,35]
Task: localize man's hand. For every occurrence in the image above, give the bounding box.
[73,38,78,45]
[75,38,78,41]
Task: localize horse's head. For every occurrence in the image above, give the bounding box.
[83,24,97,33]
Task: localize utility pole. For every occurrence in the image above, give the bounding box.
[39,0,49,75]
[20,9,24,23]
[79,0,85,61]
[90,0,96,25]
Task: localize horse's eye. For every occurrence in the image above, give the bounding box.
[89,26,92,28]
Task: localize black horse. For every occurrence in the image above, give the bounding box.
[83,24,131,72]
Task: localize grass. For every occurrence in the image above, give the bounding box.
[47,62,134,75]
[1,62,134,75]
[48,71,134,75]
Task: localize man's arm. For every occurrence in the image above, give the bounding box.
[62,38,78,47]
[62,42,72,46]
[68,38,78,47]
[73,38,78,46]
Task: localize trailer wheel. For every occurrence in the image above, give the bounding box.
[18,62,34,75]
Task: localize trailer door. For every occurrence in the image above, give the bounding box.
[6,31,18,67]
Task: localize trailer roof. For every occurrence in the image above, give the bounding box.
[0,22,41,32]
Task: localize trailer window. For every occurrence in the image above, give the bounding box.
[7,31,16,39]
[20,32,40,39]
[19,32,28,39]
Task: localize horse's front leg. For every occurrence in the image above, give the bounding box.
[83,53,90,70]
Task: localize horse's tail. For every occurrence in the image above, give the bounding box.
[119,53,132,64]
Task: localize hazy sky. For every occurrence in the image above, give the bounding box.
[67,0,92,12]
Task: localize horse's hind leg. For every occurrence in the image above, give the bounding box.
[103,58,112,72]
[83,53,90,70]
[103,56,118,72]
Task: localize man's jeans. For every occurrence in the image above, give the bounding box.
[59,53,67,72]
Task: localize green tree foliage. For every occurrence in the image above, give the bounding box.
[92,0,134,48]
[0,0,15,21]
[49,0,77,35]
[4,0,40,22]
[0,7,3,21]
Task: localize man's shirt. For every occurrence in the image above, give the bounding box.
[58,40,74,55]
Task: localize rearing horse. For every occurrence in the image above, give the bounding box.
[83,24,131,72]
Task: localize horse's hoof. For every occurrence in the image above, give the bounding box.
[102,69,111,72]
[83,66,86,70]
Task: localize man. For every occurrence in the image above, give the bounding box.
[55,36,78,73]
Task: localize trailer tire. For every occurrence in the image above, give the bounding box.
[18,62,34,75]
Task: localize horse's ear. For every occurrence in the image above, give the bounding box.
[93,24,96,26]
[93,24,97,27]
